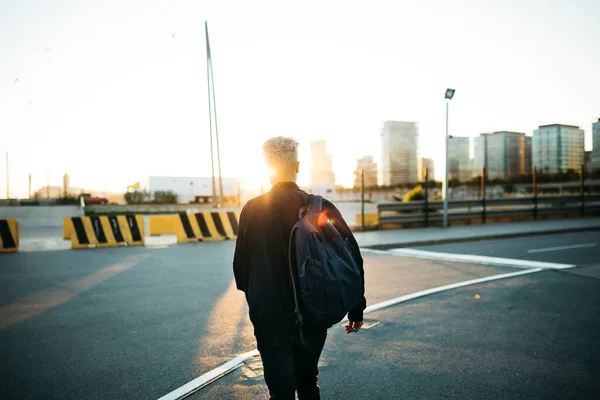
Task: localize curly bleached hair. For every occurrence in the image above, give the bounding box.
[263,136,299,170]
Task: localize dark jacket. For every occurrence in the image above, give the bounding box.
[233,182,366,335]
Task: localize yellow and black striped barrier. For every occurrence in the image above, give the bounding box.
[0,218,19,253]
[63,217,73,239]
[64,215,144,249]
[149,215,178,236]
[177,211,240,242]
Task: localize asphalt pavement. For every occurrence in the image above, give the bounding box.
[194,269,600,399]
[355,217,600,248]
[414,230,600,266]
[1,241,515,399]
[0,243,255,400]
[2,223,599,399]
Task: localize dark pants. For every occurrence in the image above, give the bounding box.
[255,328,328,400]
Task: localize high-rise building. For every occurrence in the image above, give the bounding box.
[310,140,335,185]
[473,131,532,180]
[354,156,378,189]
[448,136,471,182]
[522,136,532,177]
[584,151,592,174]
[418,158,435,182]
[592,118,600,171]
[532,124,584,173]
[380,121,418,186]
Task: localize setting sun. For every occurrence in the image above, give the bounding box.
[239,157,272,193]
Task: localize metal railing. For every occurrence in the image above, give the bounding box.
[377,194,600,227]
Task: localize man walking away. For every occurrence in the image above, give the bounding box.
[233,136,366,399]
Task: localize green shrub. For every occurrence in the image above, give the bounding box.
[153,191,178,204]
[124,190,149,204]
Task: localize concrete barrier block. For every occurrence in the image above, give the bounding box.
[149,215,178,236]
[0,218,19,253]
[176,211,240,243]
[65,215,145,249]
[63,217,73,240]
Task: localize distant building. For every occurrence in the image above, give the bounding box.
[63,173,70,197]
[381,121,419,186]
[592,118,600,171]
[353,156,378,189]
[533,124,584,173]
[310,140,335,185]
[474,131,531,180]
[418,158,435,182]
[34,186,63,199]
[140,176,238,203]
[302,184,337,197]
[523,136,533,177]
[584,151,592,174]
[448,136,471,182]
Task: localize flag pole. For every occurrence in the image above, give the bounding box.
[205,21,218,207]
[205,22,225,207]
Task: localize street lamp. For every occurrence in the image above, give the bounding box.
[443,88,455,228]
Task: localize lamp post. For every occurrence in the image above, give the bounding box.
[443,88,455,228]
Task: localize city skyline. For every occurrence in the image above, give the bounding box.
[3,116,599,198]
[1,0,600,197]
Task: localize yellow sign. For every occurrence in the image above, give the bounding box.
[127,182,141,190]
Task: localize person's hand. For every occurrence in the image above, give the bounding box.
[345,320,363,334]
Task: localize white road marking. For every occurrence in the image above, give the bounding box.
[527,243,597,254]
[340,267,544,323]
[157,250,564,400]
[157,349,259,400]
[389,248,575,270]
[360,248,392,255]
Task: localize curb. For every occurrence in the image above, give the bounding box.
[365,226,600,250]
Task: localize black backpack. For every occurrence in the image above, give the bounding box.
[288,194,363,333]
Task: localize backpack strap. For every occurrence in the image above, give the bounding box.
[307,194,323,214]
[288,225,306,347]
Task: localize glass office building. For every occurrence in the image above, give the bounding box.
[380,121,419,185]
[448,136,471,182]
[532,124,584,173]
[592,119,600,171]
[473,131,531,180]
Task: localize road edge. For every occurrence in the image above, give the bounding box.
[365,226,600,250]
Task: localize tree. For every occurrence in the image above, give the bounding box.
[124,190,149,204]
[153,191,178,204]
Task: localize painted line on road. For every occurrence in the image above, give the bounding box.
[387,248,575,270]
[0,254,150,329]
[157,262,553,399]
[341,267,544,322]
[360,248,393,255]
[157,349,259,400]
[527,243,597,254]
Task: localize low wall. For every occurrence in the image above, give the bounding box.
[0,206,83,228]
[84,203,236,215]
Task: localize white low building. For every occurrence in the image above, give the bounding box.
[301,184,337,197]
[139,176,238,203]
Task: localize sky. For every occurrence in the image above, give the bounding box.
[1,0,599,198]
